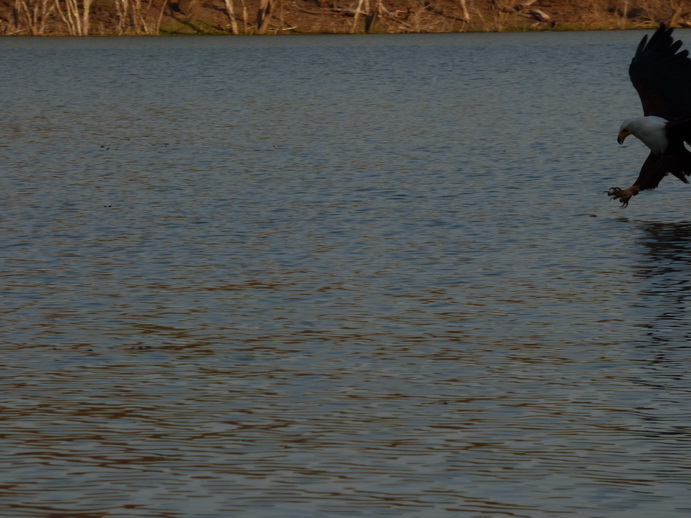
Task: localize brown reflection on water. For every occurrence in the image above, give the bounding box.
[2,330,678,517]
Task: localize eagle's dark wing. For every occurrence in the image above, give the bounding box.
[667,117,691,144]
[629,25,691,122]
[633,148,690,195]
[633,152,672,192]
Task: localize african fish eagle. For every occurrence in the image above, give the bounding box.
[607,25,691,207]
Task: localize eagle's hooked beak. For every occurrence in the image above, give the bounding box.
[618,129,629,145]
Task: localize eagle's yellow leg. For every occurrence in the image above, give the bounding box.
[605,185,640,207]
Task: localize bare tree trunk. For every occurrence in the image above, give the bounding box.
[351,0,365,32]
[224,0,240,34]
[352,0,380,33]
[82,0,91,34]
[55,0,92,35]
[459,0,470,23]
[115,0,128,34]
[14,0,54,35]
[55,0,80,35]
[133,0,145,32]
[615,0,628,28]
[238,0,248,33]
[153,0,168,34]
[364,0,381,33]
[256,0,274,34]
[115,0,168,35]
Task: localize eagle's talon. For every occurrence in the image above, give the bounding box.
[605,186,622,198]
[605,186,635,207]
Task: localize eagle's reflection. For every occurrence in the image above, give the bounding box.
[626,219,691,399]
[636,220,691,276]
[632,219,691,337]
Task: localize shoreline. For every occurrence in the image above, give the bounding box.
[2,0,689,37]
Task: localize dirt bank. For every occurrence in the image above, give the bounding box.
[2,0,690,36]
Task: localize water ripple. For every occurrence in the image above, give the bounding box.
[2,32,691,517]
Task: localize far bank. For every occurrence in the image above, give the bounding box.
[2,0,690,36]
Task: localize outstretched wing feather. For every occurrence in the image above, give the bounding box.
[666,117,691,143]
[629,26,691,121]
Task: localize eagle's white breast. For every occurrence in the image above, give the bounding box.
[620,116,669,154]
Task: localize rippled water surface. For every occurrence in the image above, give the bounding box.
[3,31,691,517]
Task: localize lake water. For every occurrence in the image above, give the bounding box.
[2,31,691,517]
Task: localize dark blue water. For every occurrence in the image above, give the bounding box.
[2,31,691,517]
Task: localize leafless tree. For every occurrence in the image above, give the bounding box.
[152,0,170,34]
[115,0,129,33]
[459,0,470,23]
[224,0,240,34]
[367,0,383,32]
[115,0,169,35]
[488,0,513,30]
[628,0,689,26]
[54,0,92,35]
[13,0,54,35]
[352,0,382,32]
[256,0,274,33]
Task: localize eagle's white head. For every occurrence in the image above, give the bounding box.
[618,115,669,154]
